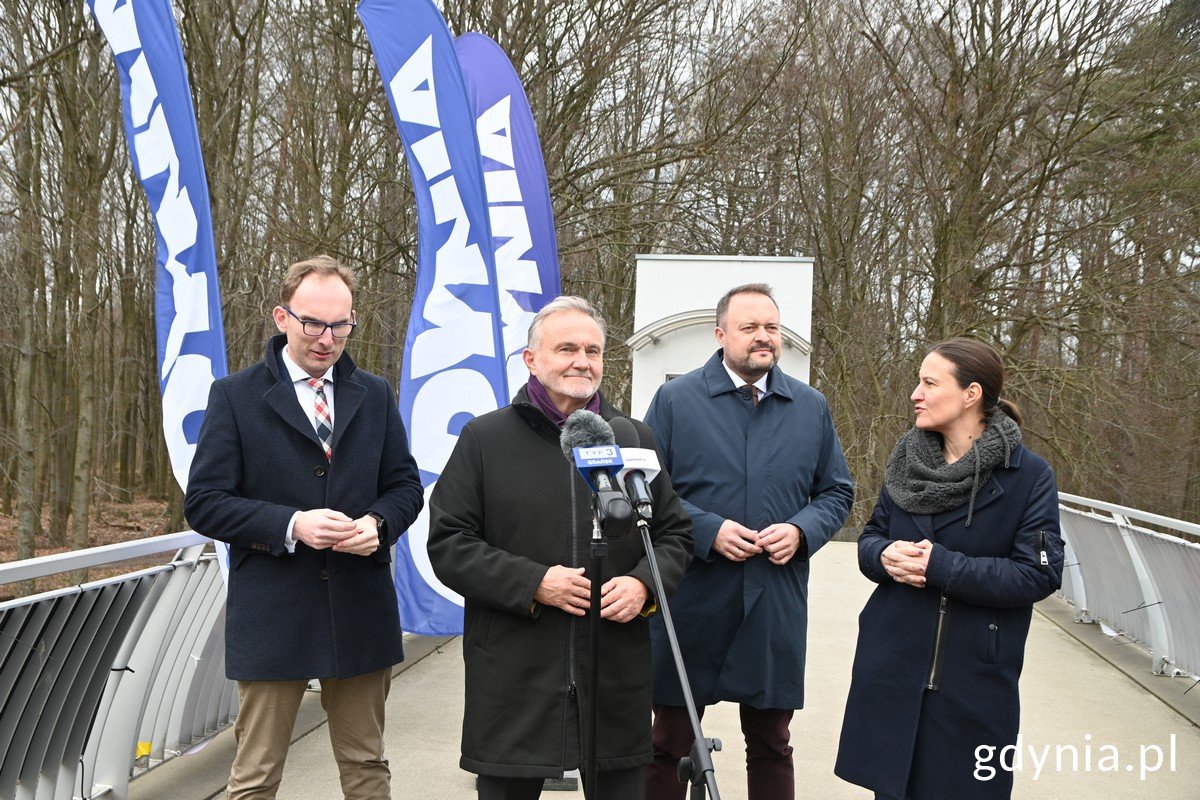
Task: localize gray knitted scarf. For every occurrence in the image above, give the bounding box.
[884,411,1022,527]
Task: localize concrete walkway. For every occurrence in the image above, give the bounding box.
[134,542,1200,799]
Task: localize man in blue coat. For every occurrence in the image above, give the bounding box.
[643,284,854,800]
[185,256,424,800]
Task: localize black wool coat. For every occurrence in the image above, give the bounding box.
[426,387,693,778]
[184,334,424,681]
[834,444,1064,799]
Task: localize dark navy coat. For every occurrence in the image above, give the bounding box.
[184,334,424,681]
[644,350,854,709]
[834,444,1063,799]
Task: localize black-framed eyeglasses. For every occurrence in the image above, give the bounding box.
[282,306,357,339]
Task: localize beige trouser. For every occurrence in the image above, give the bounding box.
[226,667,392,800]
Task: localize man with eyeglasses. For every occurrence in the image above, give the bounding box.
[185,255,423,800]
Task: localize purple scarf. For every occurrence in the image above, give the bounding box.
[525,375,601,428]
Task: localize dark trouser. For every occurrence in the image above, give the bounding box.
[645,703,794,800]
[478,767,643,800]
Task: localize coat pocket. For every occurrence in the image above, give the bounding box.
[985,612,999,664]
[229,547,252,571]
[469,608,495,651]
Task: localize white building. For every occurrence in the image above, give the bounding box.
[627,254,814,419]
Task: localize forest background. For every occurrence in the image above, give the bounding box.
[1,0,1197,568]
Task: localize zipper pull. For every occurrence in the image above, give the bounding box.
[1038,531,1049,570]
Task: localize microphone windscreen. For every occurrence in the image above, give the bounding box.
[609,416,641,449]
[560,409,616,460]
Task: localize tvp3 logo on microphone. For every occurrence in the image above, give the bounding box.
[572,446,624,493]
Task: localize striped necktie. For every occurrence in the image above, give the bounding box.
[307,377,333,460]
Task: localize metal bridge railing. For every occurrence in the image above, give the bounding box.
[1,496,1195,798]
[0,532,233,800]
[1058,493,1200,679]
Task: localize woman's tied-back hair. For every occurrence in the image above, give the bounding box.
[929,337,1024,427]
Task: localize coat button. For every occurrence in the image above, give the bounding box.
[314,466,327,477]
[320,569,329,581]
[989,623,998,631]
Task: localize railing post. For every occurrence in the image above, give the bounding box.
[1115,514,1174,676]
[1060,532,1092,623]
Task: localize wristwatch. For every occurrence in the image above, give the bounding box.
[367,512,387,544]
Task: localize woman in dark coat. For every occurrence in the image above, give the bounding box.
[835,338,1064,800]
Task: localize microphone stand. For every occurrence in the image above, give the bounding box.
[586,487,630,800]
[635,516,722,800]
[587,509,605,800]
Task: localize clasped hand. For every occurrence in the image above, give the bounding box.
[293,508,380,555]
[534,566,648,623]
[713,520,802,565]
[881,539,932,587]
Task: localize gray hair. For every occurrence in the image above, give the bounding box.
[527,295,607,350]
[716,283,778,329]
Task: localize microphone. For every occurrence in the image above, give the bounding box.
[560,410,622,493]
[610,417,660,521]
[561,411,632,530]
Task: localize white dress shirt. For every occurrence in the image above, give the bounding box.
[281,346,335,552]
[281,346,336,431]
[722,360,770,399]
